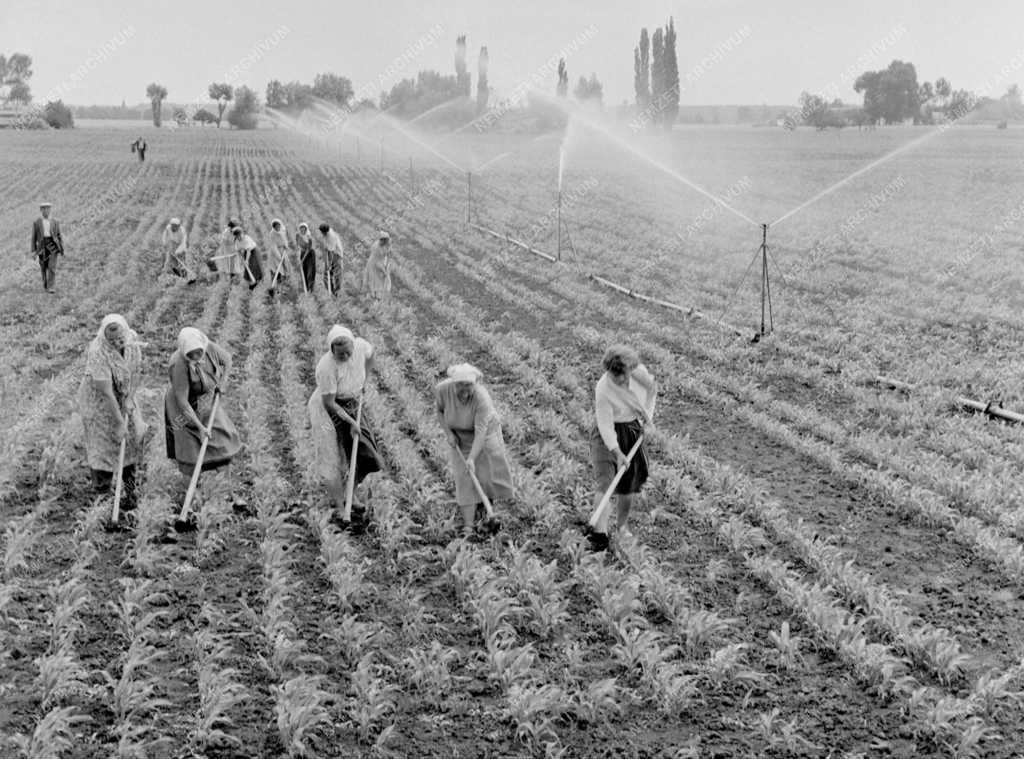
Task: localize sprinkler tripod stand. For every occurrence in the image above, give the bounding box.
[757,223,774,340]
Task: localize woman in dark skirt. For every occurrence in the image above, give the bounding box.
[588,345,657,551]
[296,222,316,291]
[164,327,242,484]
[307,325,385,525]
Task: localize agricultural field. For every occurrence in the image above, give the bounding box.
[2,123,1024,758]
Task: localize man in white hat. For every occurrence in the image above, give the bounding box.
[30,202,64,293]
[318,223,344,296]
[161,217,194,282]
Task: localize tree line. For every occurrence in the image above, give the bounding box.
[799,59,1022,129]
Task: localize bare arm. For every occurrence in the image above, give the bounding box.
[321,393,358,429]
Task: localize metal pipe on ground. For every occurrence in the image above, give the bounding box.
[955,396,1024,425]
[874,375,915,393]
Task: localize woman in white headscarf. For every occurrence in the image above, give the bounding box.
[267,218,292,294]
[164,327,241,479]
[295,222,316,291]
[77,314,148,506]
[435,363,513,539]
[362,230,393,300]
[307,325,384,523]
[162,217,195,282]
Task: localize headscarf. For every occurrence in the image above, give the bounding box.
[98,313,130,342]
[447,363,482,384]
[178,327,209,363]
[271,218,282,228]
[327,324,354,351]
[378,230,390,242]
[298,222,309,233]
[169,217,181,227]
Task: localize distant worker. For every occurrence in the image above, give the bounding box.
[587,345,657,552]
[30,201,64,293]
[162,217,195,283]
[318,223,344,296]
[296,222,316,291]
[131,136,147,161]
[216,219,243,281]
[362,230,393,301]
[78,314,148,510]
[232,225,264,290]
[267,218,292,295]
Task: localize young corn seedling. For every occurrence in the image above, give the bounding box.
[34,643,90,711]
[488,640,538,691]
[650,664,701,717]
[273,675,335,757]
[401,642,459,701]
[47,574,90,651]
[320,614,384,669]
[704,643,765,690]
[505,681,568,746]
[768,621,806,671]
[347,653,400,745]
[191,626,249,751]
[13,706,90,759]
[610,625,671,684]
[3,512,43,579]
[568,677,622,724]
[969,665,1024,719]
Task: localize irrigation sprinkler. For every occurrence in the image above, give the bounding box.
[409,156,415,194]
[466,171,472,224]
[758,223,774,339]
[557,145,565,262]
[378,137,384,173]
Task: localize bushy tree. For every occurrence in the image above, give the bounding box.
[208,82,233,127]
[312,72,353,108]
[799,91,829,128]
[193,107,217,125]
[853,60,919,124]
[266,79,313,112]
[556,59,568,97]
[574,73,603,104]
[379,69,460,118]
[43,100,73,128]
[0,52,33,105]
[226,85,259,129]
[146,82,168,126]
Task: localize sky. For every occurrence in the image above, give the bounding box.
[3,0,1024,107]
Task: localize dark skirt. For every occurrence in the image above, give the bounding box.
[299,249,316,290]
[334,398,385,485]
[243,249,264,285]
[325,253,342,295]
[590,420,648,495]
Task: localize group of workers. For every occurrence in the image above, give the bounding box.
[29,202,393,300]
[79,312,657,549]
[201,218,393,299]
